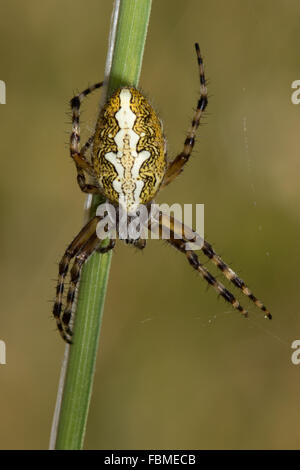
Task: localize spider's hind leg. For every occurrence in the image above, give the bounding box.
[70,82,104,194]
[161,43,208,188]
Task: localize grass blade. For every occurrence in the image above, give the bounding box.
[51,0,152,450]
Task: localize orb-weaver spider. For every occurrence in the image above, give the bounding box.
[53,43,271,344]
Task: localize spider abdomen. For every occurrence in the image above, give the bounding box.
[93,87,166,214]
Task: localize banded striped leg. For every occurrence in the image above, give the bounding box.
[70,82,103,194]
[133,238,147,250]
[161,43,208,188]
[61,232,115,343]
[53,215,102,343]
[96,238,116,254]
[169,237,247,316]
[150,211,271,319]
[201,240,272,319]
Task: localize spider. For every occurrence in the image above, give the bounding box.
[53,43,271,344]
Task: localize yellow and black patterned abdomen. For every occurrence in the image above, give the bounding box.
[92,87,166,213]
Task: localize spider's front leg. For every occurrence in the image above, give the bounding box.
[150,211,271,319]
[61,232,106,342]
[201,239,272,319]
[53,215,115,343]
[161,43,208,188]
[133,238,147,250]
[70,82,104,194]
[178,240,248,315]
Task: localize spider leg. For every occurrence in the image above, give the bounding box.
[150,211,271,319]
[168,236,248,316]
[133,238,147,250]
[96,238,116,254]
[161,44,208,188]
[72,135,96,177]
[124,238,147,249]
[61,232,114,342]
[53,215,101,342]
[201,239,272,319]
[70,82,104,194]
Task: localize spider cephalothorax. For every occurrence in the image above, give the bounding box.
[53,44,271,344]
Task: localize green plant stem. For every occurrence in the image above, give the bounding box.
[53,0,152,450]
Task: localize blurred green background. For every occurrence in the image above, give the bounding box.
[0,0,300,450]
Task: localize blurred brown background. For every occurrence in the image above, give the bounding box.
[0,0,299,449]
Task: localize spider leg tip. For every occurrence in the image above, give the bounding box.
[63,333,73,344]
[265,312,272,320]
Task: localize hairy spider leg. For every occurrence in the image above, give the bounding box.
[53,215,111,343]
[61,231,114,342]
[162,43,208,187]
[151,211,271,318]
[201,239,271,318]
[70,82,104,193]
